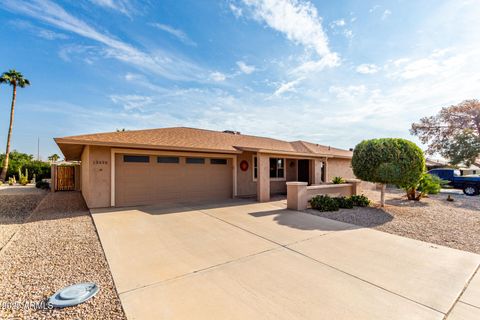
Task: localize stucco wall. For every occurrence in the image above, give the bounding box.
[80,145,111,208]
[327,158,355,182]
[237,151,257,196]
[80,146,90,206]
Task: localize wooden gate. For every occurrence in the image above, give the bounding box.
[55,166,75,191]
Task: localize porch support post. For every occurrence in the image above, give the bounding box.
[324,158,329,183]
[313,159,323,184]
[256,153,270,202]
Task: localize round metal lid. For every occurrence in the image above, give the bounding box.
[48,283,99,308]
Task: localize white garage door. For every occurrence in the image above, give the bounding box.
[115,154,233,207]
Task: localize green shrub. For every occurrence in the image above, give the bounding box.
[334,196,354,208]
[36,180,50,190]
[0,151,51,181]
[309,195,339,211]
[332,176,345,184]
[350,194,371,207]
[418,173,444,195]
[8,176,15,186]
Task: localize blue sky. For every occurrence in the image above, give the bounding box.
[0,0,479,159]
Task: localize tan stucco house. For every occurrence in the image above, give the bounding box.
[55,127,355,208]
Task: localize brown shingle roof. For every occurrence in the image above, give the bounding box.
[55,127,352,160]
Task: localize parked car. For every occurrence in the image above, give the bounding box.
[428,168,480,196]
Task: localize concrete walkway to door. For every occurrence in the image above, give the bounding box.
[91,199,480,320]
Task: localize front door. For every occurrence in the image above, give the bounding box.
[298,160,310,184]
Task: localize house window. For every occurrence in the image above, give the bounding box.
[270,158,285,179]
[253,156,285,180]
[210,158,227,165]
[124,155,149,163]
[157,156,179,164]
[186,157,205,164]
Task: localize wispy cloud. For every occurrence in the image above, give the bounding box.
[89,0,135,17]
[236,61,256,74]
[110,94,153,111]
[356,63,380,74]
[243,0,339,73]
[8,20,68,40]
[210,71,227,82]
[330,19,345,28]
[274,77,304,96]
[382,9,392,20]
[3,0,207,82]
[150,23,197,46]
[229,3,243,18]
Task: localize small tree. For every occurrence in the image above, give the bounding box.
[352,138,425,207]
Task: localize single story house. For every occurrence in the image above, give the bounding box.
[55,127,355,208]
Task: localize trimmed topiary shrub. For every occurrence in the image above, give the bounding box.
[334,196,354,208]
[309,195,339,211]
[350,194,371,207]
[352,138,425,206]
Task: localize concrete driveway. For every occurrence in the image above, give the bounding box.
[91,199,480,320]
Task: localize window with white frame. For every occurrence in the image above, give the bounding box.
[253,156,285,180]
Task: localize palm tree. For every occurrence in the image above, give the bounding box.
[0,70,30,182]
[48,154,60,163]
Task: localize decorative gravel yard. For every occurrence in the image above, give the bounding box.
[307,188,480,254]
[0,189,125,319]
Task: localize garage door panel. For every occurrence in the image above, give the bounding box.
[116,154,232,206]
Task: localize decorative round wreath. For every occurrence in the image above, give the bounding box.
[239,160,249,171]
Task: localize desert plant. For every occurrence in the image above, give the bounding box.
[334,196,354,209]
[403,173,446,200]
[18,167,28,186]
[332,176,345,184]
[35,180,50,190]
[352,138,425,206]
[350,194,371,207]
[309,195,339,211]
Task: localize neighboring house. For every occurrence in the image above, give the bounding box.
[459,164,480,176]
[55,127,354,208]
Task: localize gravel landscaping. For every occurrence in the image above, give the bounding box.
[0,186,47,250]
[0,191,126,319]
[307,188,480,254]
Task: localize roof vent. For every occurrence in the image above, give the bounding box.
[223,130,241,135]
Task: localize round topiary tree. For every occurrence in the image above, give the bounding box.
[352,138,425,207]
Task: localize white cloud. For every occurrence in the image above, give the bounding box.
[110,94,153,111]
[330,19,345,28]
[150,23,196,46]
[369,5,380,13]
[236,61,256,74]
[89,0,135,17]
[9,20,68,40]
[274,77,304,96]
[329,85,367,100]
[356,63,380,74]
[229,3,243,18]
[382,9,392,20]
[243,0,338,70]
[343,29,353,39]
[387,49,463,80]
[3,0,207,82]
[290,53,340,75]
[210,71,227,82]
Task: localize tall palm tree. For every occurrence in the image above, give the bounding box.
[0,70,30,182]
